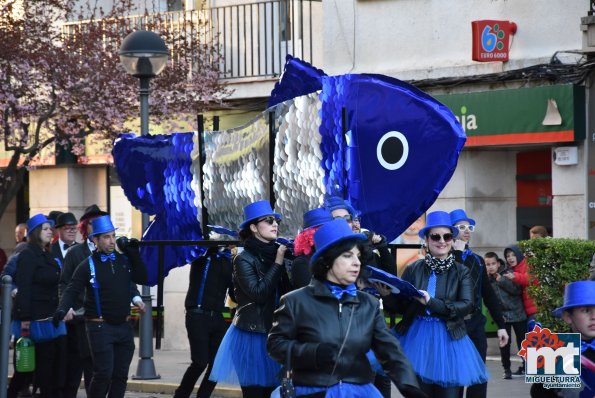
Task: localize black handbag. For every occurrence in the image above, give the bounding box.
[280,343,296,398]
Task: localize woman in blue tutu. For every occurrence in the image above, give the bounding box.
[390,211,488,397]
[209,200,290,398]
[267,219,427,398]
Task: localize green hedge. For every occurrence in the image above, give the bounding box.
[518,238,594,332]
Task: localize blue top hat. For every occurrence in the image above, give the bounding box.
[311,219,367,262]
[418,211,459,239]
[90,215,118,237]
[449,209,476,226]
[303,208,333,230]
[239,200,282,230]
[324,196,357,218]
[553,281,595,317]
[26,214,55,237]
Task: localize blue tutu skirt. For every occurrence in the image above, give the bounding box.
[394,316,489,387]
[288,382,383,398]
[209,324,280,387]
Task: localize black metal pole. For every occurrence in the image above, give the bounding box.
[268,111,276,207]
[0,275,12,398]
[341,107,348,197]
[155,244,165,349]
[197,114,210,240]
[133,75,159,380]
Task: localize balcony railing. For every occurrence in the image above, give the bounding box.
[62,0,322,80]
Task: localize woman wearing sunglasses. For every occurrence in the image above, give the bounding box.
[390,211,488,398]
[267,219,426,398]
[209,200,290,398]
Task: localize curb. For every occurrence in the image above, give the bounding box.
[7,375,243,397]
[126,380,242,397]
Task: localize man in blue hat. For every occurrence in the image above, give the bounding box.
[58,205,111,398]
[449,209,509,397]
[324,196,396,275]
[54,215,148,398]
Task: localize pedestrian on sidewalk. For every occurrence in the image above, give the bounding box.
[173,245,233,398]
[449,209,508,398]
[267,218,426,398]
[209,200,291,398]
[391,211,488,398]
[58,204,107,397]
[8,214,66,398]
[484,252,526,380]
[503,244,537,375]
[54,215,148,398]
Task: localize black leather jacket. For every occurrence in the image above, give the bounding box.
[267,278,421,393]
[232,248,285,333]
[391,258,473,340]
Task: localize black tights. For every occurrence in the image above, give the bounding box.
[241,385,276,398]
[419,380,461,398]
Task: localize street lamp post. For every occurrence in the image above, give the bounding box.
[120,30,168,381]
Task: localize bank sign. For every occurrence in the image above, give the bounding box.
[472,20,516,62]
[435,84,585,147]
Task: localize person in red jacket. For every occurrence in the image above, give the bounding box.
[503,244,537,375]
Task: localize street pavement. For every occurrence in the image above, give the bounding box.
[116,337,531,398]
[9,336,531,397]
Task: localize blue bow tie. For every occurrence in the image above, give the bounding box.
[100,252,116,263]
[325,282,357,300]
[582,340,595,353]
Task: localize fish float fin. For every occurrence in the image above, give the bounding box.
[268,55,326,107]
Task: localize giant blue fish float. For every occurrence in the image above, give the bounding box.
[113,56,466,285]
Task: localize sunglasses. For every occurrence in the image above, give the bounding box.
[428,233,453,243]
[257,216,281,225]
[455,224,475,232]
[333,214,353,223]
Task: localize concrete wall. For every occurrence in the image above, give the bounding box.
[0,199,17,257]
[28,166,108,220]
[552,144,587,239]
[323,0,584,79]
[162,265,191,350]
[432,150,518,257]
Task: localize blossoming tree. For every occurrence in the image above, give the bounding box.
[0,0,227,218]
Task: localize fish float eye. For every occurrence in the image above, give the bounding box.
[376,131,409,170]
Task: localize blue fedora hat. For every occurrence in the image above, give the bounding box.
[449,209,476,226]
[418,211,459,239]
[553,281,595,317]
[303,208,333,230]
[90,215,118,237]
[311,219,367,262]
[26,214,55,236]
[239,200,282,230]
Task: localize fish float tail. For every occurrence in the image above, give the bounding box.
[113,132,204,285]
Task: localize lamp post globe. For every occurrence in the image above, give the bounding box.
[120,30,168,78]
[119,30,168,137]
